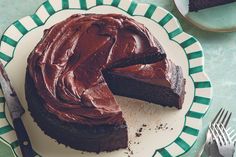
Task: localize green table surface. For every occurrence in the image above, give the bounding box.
[0,0,236,157]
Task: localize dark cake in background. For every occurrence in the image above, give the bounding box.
[25,13,186,153]
[189,0,236,11]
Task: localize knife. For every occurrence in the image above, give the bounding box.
[0,61,37,157]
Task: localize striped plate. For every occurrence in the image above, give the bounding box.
[0,0,212,157]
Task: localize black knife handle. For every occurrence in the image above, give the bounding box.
[13,118,37,157]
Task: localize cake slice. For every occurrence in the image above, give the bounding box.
[189,0,236,11]
[104,59,185,109]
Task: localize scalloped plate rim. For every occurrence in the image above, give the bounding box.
[0,0,212,157]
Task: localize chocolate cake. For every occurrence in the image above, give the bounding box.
[25,14,185,153]
[189,0,236,11]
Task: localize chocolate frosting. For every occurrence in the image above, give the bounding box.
[111,59,174,88]
[27,14,166,125]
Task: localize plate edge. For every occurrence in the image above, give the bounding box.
[0,0,213,157]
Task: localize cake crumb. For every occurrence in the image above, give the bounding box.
[127,146,134,157]
[131,150,134,155]
[136,132,142,137]
[154,123,173,131]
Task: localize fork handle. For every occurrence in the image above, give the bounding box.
[198,142,214,157]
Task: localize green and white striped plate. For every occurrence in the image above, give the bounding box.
[0,0,212,157]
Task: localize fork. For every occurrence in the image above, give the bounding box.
[198,108,232,157]
[210,124,236,157]
[227,127,236,145]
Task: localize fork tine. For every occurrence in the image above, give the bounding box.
[212,108,223,124]
[215,125,226,145]
[226,127,236,143]
[219,124,231,143]
[216,109,225,124]
[210,127,221,146]
[223,112,232,127]
[227,127,232,131]
[231,132,236,141]
[228,129,235,136]
[221,111,228,124]
[216,124,228,144]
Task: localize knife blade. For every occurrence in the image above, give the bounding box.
[0,62,25,120]
[0,61,37,157]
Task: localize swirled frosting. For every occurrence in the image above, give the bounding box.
[111,59,175,88]
[27,14,166,125]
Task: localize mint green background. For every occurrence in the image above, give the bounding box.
[0,0,235,157]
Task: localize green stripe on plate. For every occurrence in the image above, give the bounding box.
[0,97,5,103]
[31,14,44,26]
[111,0,120,7]
[0,51,12,62]
[194,81,211,88]
[1,35,17,47]
[0,112,5,118]
[193,96,211,105]
[168,28,182,39]
[158,13,173,27]
[62,0,69,9]
[186,111,204,119]
[0,125,13,135]
[96,0,103,5]
[80,0,87,9]
[13,21,28,35]
[144,4,156,18]
[189,66,203,74]
[156,148,172,157]
[43,1,56,15]
[183,126,199,136]
[180,37,197,48]
[187,51,203,60]
[127,1,137,15]
[10,140,19,149]
[175,137,190,151]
